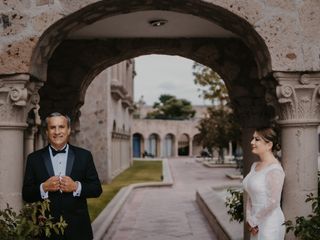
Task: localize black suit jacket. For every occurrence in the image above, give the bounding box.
[22,144,102,240]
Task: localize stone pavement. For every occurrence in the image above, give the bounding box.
[102,157,242,240]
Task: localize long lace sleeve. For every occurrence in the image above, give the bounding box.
[246,193,254,226]
[249,168,284,226]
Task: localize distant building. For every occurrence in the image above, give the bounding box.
[132,103,234,159]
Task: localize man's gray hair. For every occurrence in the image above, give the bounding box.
[45,112,71,128]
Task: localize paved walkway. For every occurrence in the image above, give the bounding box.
[103,157,242,240]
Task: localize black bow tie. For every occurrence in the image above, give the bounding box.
[50,146,67,156]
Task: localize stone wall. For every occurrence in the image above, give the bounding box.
[71,60,134,183]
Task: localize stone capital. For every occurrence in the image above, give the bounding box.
[273,72,320,126]
[0,74,43,129]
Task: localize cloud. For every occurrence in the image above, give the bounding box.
[157,81,178,90]
[134,54,208,106]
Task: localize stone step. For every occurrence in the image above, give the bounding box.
[196,186,243,240]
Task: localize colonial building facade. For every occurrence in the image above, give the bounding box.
[133,105,235,159]
[133,118,201,158]
[1,1,320,239]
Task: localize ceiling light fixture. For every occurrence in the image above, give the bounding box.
[148,19,168,27]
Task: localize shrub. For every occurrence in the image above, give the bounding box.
[225,188,244,223]
[0,200,67,240]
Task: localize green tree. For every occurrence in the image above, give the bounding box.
[193,63,240,161]
[192,62,229,105]
[197,106,240,161]
[146,94,195,120]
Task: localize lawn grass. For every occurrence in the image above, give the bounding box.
[88,160,162,221]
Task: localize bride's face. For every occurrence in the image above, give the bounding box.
[251,131,272,155]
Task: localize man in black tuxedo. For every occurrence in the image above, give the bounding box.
[22,112,102,240]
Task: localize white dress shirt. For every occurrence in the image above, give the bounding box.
[40,144,81,199]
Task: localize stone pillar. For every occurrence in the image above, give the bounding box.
[105,129,112,183]
[111,134,116,180]
[35,129,46,150]
[24,105,41,162]
[189,138,193,157]
[128,130,133,167]
[174,137,179,157]
[24,126,37,164]
[143,134,147,155]
[32,104,43,151]
[228,141,233,156]
[273,72,320,239]
[141,136,145,158]
[116,136,120,175]
[157,136,162,158]
[224,141,233,163]
[0,74,41,210]
[120,136,123,170]
[161,136,164,157]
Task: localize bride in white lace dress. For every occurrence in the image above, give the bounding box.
[242,127,285,240]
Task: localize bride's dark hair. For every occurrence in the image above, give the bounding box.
[255,126,281,152]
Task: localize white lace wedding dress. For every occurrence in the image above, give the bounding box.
[242,162,285,240]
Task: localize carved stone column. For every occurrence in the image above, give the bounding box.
[24,126,37,165]
[35,128,46,150]
[24,105,41,162]
[0,74,42,210]
[273,72,320,229]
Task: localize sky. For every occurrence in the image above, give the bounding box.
[134,55,210,106]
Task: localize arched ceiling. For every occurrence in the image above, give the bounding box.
[67,10,238,39]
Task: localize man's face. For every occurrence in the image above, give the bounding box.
[46,116,71,150]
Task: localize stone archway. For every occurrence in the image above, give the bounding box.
[24,1,276,193]
[178,133,190,156]
[24,1,275,130]
[29,0,273,82]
